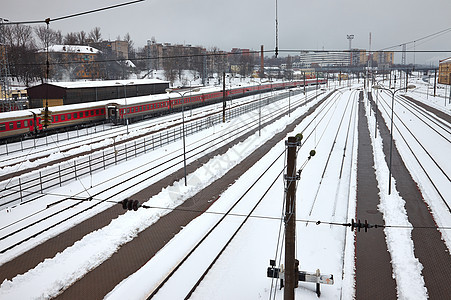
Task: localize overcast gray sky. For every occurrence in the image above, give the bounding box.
[3,0,451,64]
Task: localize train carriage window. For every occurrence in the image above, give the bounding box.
[139,106,142,112]
[73,113,77,119]
[24,120,28,127]
[17,122,21,129]
[79,112,83,118]
[30,120,33,127]
[0,124,5,131]
[96,109,99,115]
[90,110,94,116]
[68,114,71,120]
[127,108,130,113]
[9,123,14,129]
[61,115,65,121]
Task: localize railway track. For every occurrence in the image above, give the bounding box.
[0,89,340,298]
[0,89,323,260]
[0,92,272,176]
[147,135,286,299]
[0,90,293,210]
[366,89,451,300]
[143,89,357,299]
[372,90,451,212]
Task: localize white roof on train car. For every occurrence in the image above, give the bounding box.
[1,79,293,119]
[43,79,169,89]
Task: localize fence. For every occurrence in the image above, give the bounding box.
[0,121,109,156]
[0,89,301,209]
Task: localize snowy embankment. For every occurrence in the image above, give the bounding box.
[374,86,451,249]
[364,96,428,299]
[108,88,360,300]
[0,90,325,299]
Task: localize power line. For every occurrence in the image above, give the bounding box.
[378,26,451,51]
[3,0,146,25]
[38,193,451,231]
[8,48,451,69]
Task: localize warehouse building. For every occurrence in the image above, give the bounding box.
[27,79,169,108]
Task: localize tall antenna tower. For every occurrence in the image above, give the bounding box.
[0,18,11,105]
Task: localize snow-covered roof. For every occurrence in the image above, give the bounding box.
[125,60,136,68]
[40,79,169,89]
[38,45,100,54]
[439,57,451,64]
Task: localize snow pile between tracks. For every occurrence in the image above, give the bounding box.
[0,93,320,299]
[365,103,428,299]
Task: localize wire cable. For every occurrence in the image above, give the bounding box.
[4,0,146,25]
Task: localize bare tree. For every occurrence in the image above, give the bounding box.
[209,46,227,76]
[123,32,135,58]
[239,53,254,78]
[77,30,88,45]
[88,27,102,43]
[285,55,293,80]
[2,24,40,84]
[3,24,34,48]
[163,47,177,84]
[34,25,61,48]
[63,32,78,45]
[54,30,63,44]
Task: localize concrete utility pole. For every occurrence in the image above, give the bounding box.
[222,72,226,123]
[284,136,298,300]
[347,34,354,66]
[434,70,437,97]
[267,142,333,297]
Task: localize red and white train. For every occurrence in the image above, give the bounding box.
[0,78,326,141]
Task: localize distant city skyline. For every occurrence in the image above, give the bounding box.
[3,0,451,65]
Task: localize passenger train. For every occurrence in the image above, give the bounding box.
[0,78,326,141]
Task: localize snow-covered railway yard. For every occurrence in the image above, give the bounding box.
[0,81,450,299]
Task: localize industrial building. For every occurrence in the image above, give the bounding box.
[27,79,169,108]
[438,57,451,85]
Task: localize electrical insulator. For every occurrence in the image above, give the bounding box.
[121,199,140,211]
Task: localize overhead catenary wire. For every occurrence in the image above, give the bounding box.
[3,0,146,25]
[41,195,451,230]
[378,26,451,51]
[8,48,451,70]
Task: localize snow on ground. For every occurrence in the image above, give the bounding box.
[369,80,451,250]
[364,98,428,299]
[108,88,359,300]
[407,75,451,114]
[0,86,326,299]
[0,89,290,263]
[0,78,448,299]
